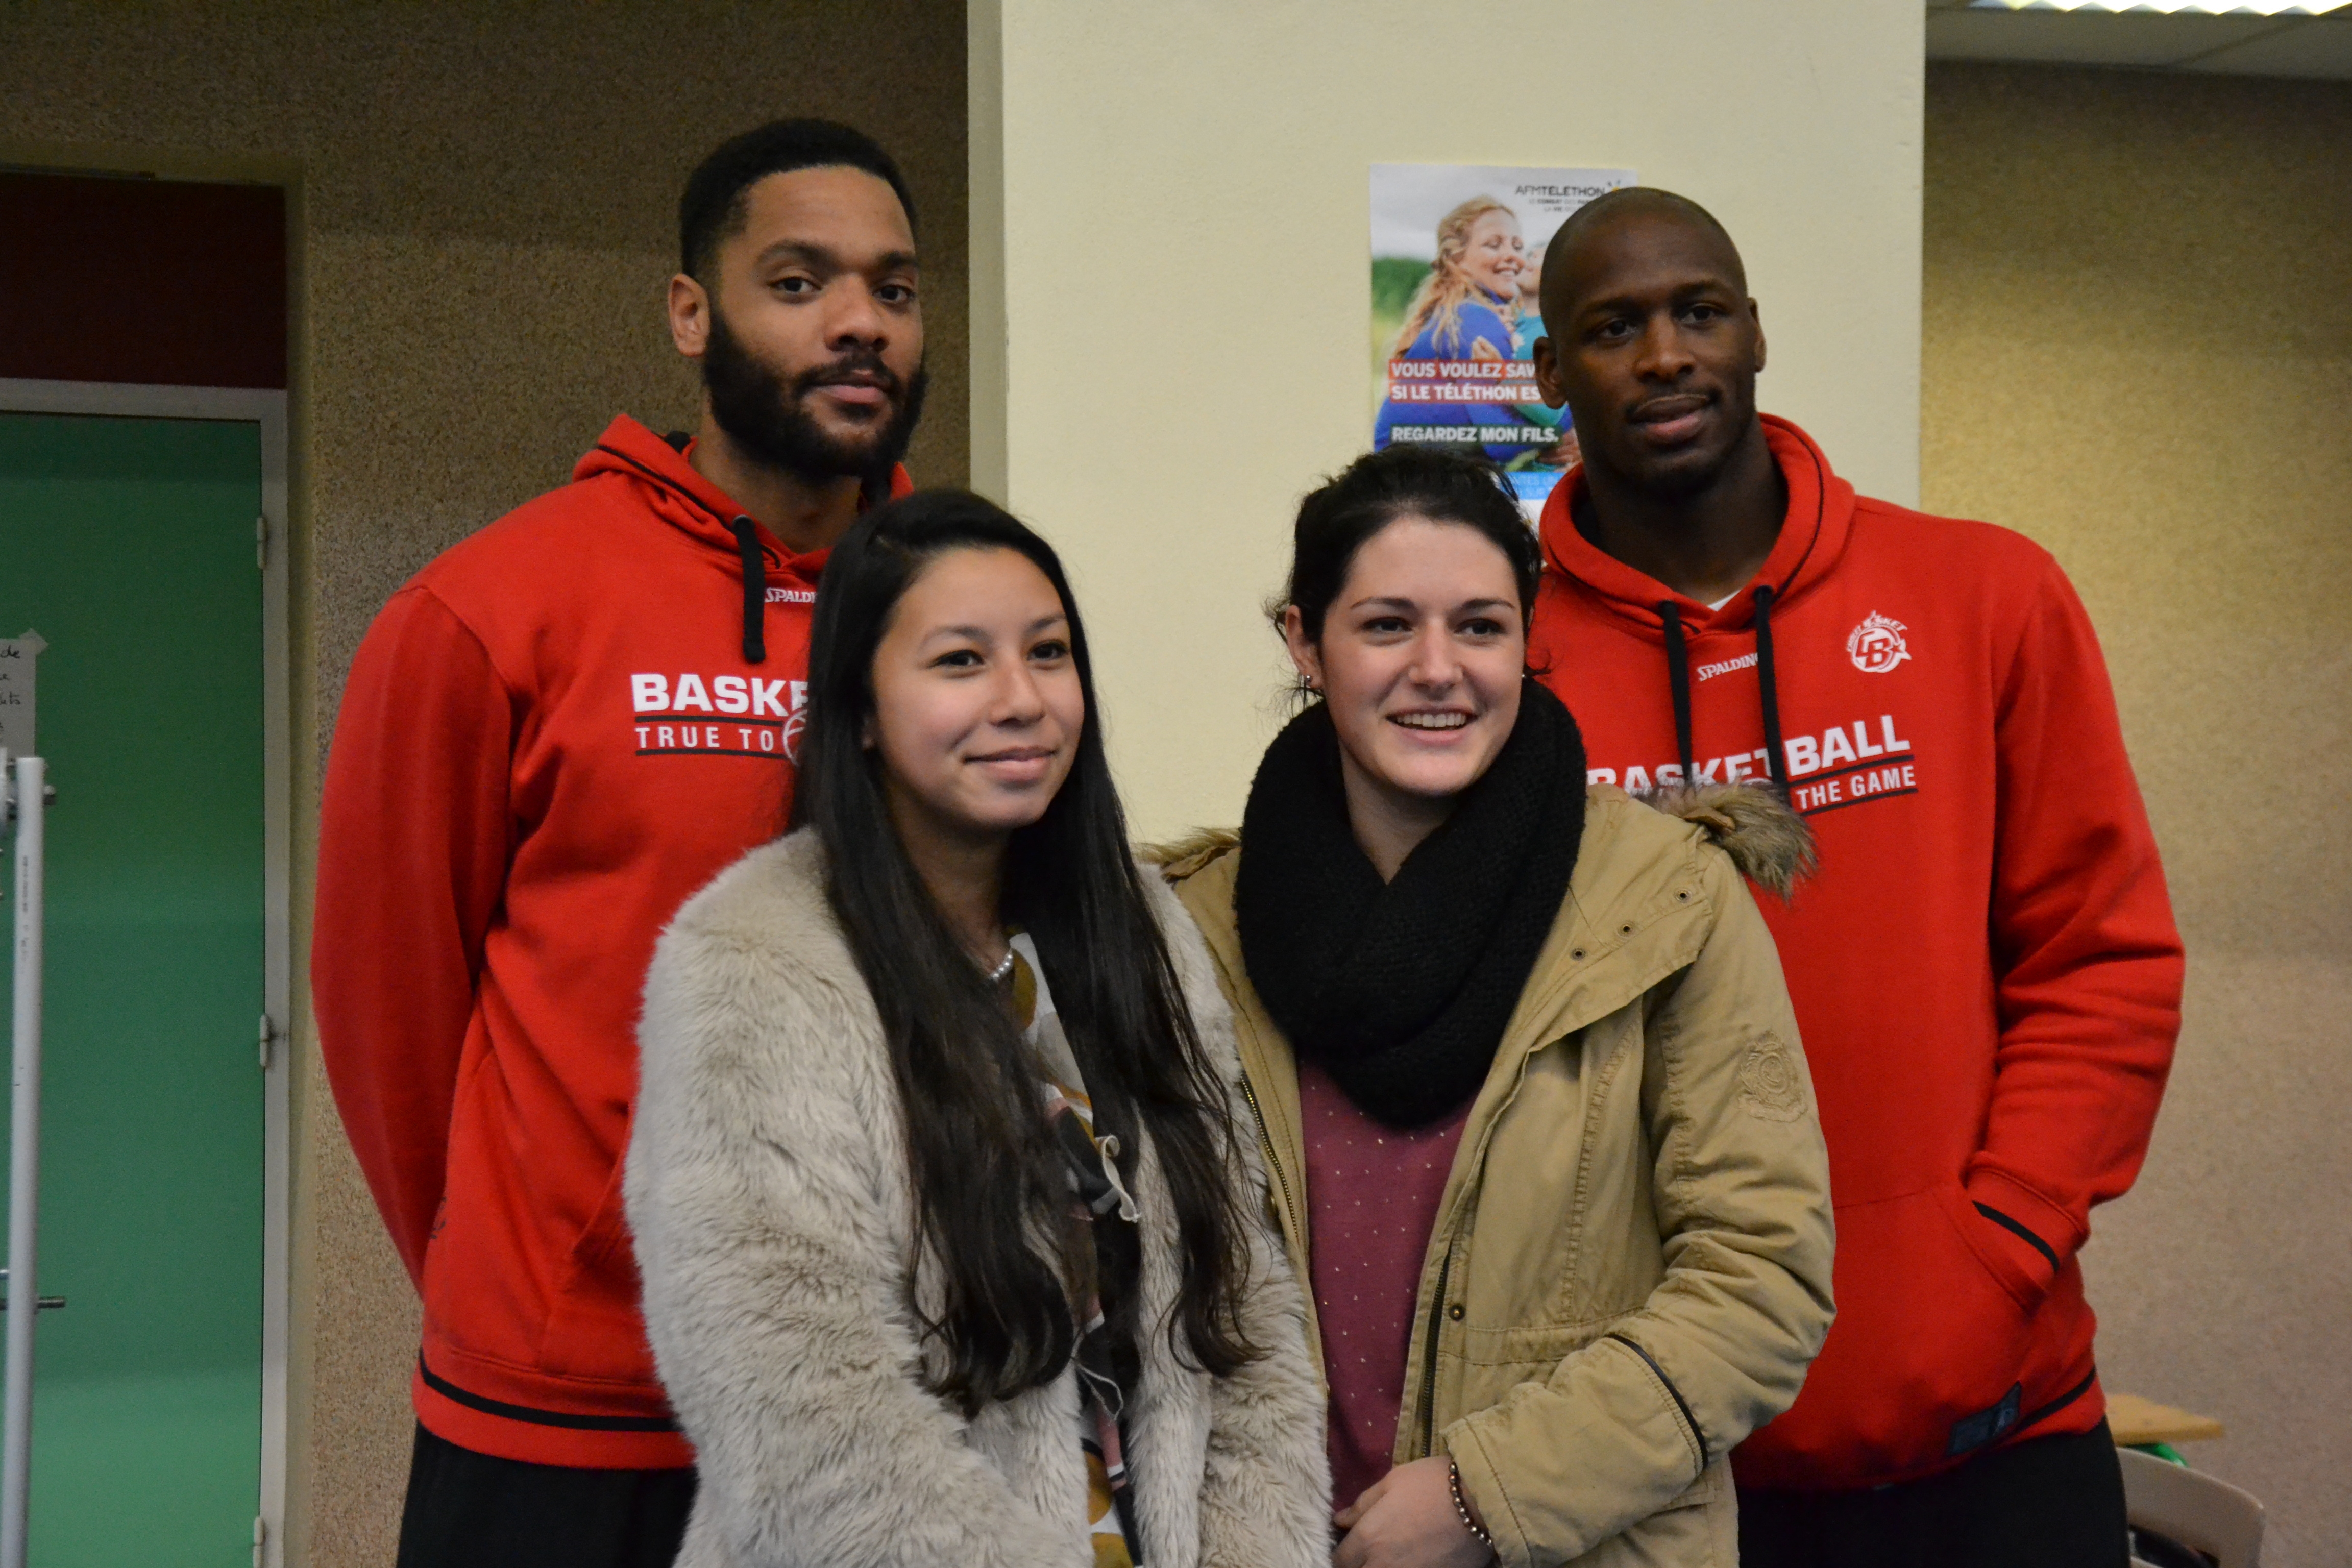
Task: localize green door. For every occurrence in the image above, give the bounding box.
[0,411,265,1566]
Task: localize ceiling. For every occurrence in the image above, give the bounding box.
[1924,1,2352,78]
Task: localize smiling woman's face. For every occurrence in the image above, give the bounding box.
[1286,515,1525,811]
[1461,208,1525,299]
[867,545,1084,845]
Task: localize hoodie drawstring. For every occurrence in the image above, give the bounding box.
[1752,585,1790,793]
[731,517,767,664]
[1659,600,1697,784]
[1657,590,1792,795]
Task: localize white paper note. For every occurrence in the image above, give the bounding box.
[0,632,45,758]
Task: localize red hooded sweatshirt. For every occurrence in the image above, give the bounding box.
[314,416,910,1468]
[1528,416,2182,1491]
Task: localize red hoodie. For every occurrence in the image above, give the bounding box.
[314,416,910,1468]
[1528,416,2182,1491]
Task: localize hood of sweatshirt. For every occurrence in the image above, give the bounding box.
[572,414,913,662]
[1537,414,1855,638]
[1536,415,1856,793]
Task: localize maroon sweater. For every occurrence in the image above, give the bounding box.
[1298,1061,1471,1508]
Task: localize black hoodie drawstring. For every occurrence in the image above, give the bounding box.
[1659,600,1697,784]
[1752,585,1789,792]
[1658,591,1792,796]
[731,517,767,664]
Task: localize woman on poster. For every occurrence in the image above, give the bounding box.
[1374,196,1539,465]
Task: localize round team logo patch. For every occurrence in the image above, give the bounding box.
[1846,611,1912,674]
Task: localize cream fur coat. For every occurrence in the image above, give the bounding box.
[626,830,1331,1568]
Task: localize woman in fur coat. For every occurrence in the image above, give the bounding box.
[626,492,1330,1568]
[1160,446,1837,1568]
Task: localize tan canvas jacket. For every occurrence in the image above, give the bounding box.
[1166,785,1837,1568]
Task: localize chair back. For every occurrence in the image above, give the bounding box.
[2120,1447,2264,1568]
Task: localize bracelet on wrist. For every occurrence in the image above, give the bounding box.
[1448,1460,1494,1551]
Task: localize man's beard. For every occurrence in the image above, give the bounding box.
[702,306,927,490]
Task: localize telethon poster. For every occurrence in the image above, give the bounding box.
[1371,163,1636,519]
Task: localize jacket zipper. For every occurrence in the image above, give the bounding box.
[1409,1017,1558,1460]
[1237,1072,1304,1251]
[1418,1247,1454,1457]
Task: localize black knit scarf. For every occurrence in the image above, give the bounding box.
[1235,678,1587,1129]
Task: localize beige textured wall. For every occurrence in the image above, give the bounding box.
[1923,63,2350,1566]
[972,0,1924,841]
[0,4,968,1564]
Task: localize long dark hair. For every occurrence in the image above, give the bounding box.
[792,489,1257,1413]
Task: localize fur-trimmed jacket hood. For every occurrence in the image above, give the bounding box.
[625,830,1330,1568]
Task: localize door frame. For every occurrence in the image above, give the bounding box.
[0,377,290,1563]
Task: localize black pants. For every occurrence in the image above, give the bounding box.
[1738,1420,2128,1568]
[396,1424,696,1568]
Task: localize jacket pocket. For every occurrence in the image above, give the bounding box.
[531,1118,658,1384]
[1737,1183,2032,1484]
[1937,1182,2053,1313]
[567,1142,636,1279]
[1451,1318,1612,1427]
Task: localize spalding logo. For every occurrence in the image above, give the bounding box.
[1846,611,1912,674]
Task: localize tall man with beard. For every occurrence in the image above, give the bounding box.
[313,120,923,1567]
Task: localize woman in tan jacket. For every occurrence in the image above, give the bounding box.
[1162,446,1836,1568]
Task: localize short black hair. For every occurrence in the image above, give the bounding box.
[678,119,917,281]
[1541,186,1746,328]
[1284,446,1541,643]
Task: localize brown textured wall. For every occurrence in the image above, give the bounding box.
[1923,63,2350,1566]
[0,5,967,1564]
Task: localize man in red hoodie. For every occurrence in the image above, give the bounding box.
[1524,188,2182,1566]
[313,119,921,1566]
